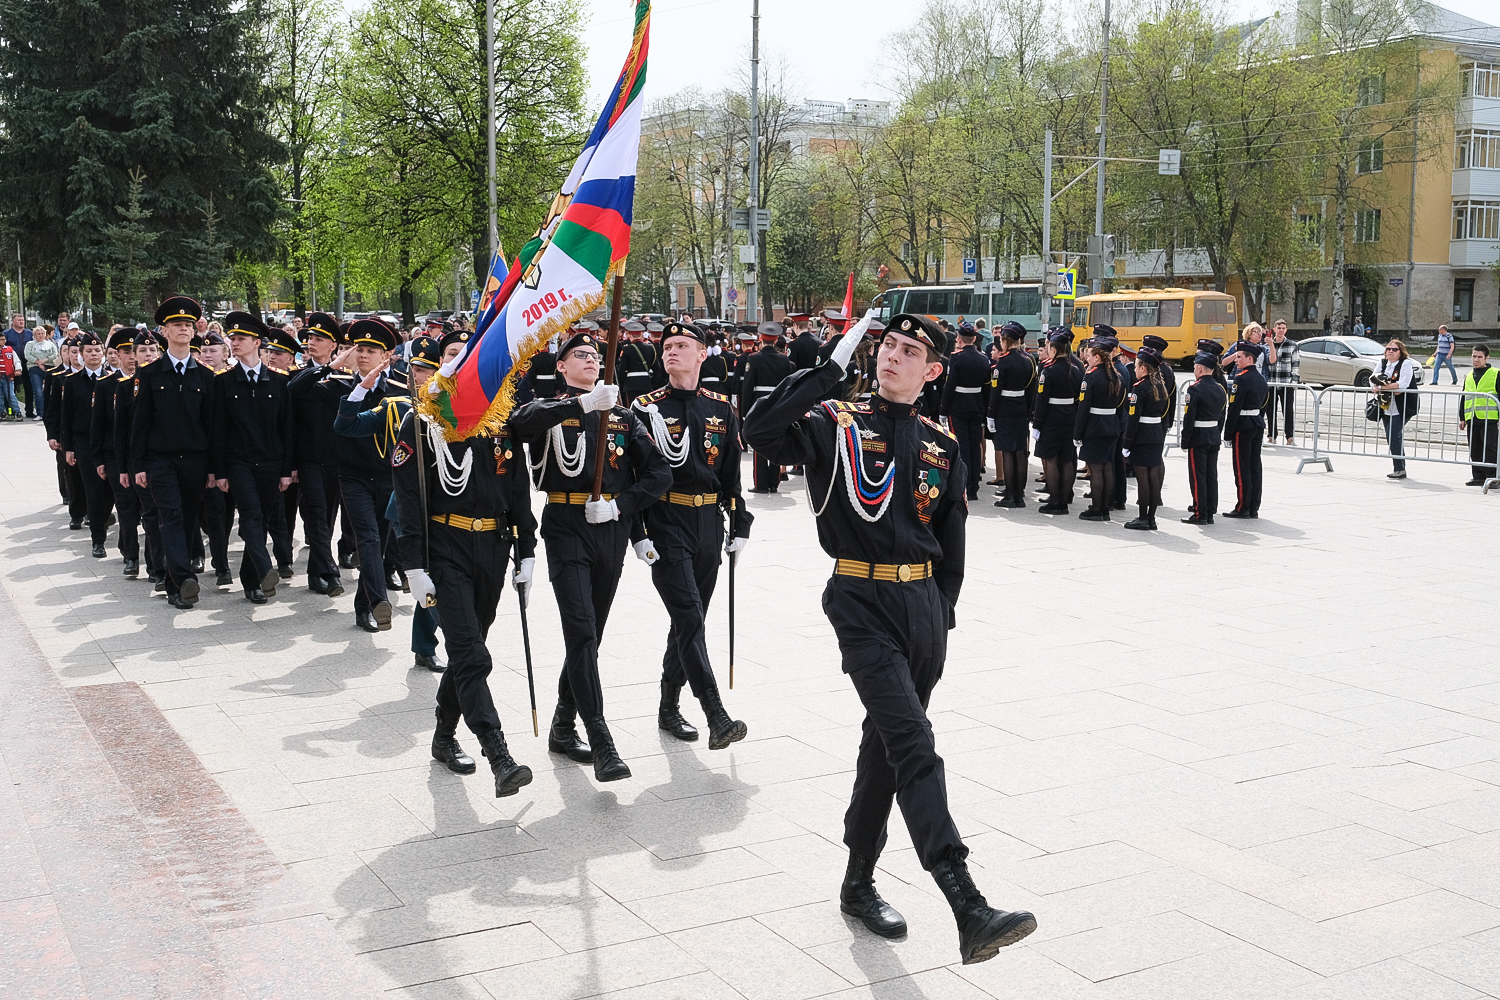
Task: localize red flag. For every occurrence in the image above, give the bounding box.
[841,272,855,326]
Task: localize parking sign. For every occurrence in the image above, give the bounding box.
[962,257,977,277]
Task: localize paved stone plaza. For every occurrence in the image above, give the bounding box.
[4,418,1500,1000]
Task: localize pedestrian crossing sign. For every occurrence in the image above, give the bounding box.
[1055,267,1077,301]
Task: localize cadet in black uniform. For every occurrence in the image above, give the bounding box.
[1074,335,1126,522]
[118,331,165,585]
[130,297,217,609]
[288,312,346,597]
[211,313,295,603]
[509,331,672,783]
[939,323,991,500]
[987,322,1037,509]
[522,335,559,401]
[1140,334,1178,431]
[616,321,656,405]
[1122,346,1170,530]
[1107,334,1133,511]
[44,338,79,515]
[60,332,116,556]
[631,321,753,750]
[91,328,141,574]
[1180,351,1227,525]
[739,323,793,493]
[786,313,822,371]
[1033,329,1083,514]
[1224,340,1268,518]
[744,310,1036,965]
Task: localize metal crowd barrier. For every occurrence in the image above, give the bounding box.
[1259,381,1500,492]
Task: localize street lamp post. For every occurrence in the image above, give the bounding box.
[746,0,760,324]
[487,0,497,263]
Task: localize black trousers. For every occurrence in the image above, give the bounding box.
[339,471,392,615]
[296,463,341,579]
[337,497,357,564]
[1230,430,1263,513]
[822,574,964,871]
[225,463,285,594]
[950,412,983,496]
[752,448,778,491]
[1469,420,1499,481]
[194,485,232,573]
[1187,445,1219,517]
[56,450,71,505]
[542,506,628,721]
[105,461,140,561]
[146,453,208,596]
[278,483,298,568]
[1267,386,1297,439]
[63,457,86,524]
[431,525,511,735]
[648,504,725,699]
[74,449,114,545]
[135,480,163,576]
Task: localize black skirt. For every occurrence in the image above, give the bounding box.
[992,417,1029,453]
[1129,444,1164,468]
[1080,435,1117,464]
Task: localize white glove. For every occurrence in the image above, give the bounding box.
[829,308,876,370]
[1122,449,1131,459]
[512,557,535,587]
[1072,439,1083,450]
[725,536,749,555]
[986,417,996,433]
[585,498,620,523]
[426,377,442,396]
[407,568,436,607]
[579,383,619,413]
[1031,428,1041,441]
[633,539,660,564]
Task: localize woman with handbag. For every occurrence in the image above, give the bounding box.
[1370,339,1421,480]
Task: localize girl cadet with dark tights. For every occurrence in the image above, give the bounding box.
[1073,336,1126,522]
[1032,329,1082,514]
[1122,346,1170,530]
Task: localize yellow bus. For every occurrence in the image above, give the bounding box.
[1069,288,1238,367]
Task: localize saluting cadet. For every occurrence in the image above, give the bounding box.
[744,310,1036,965]
[130,297,217,609]
[1223,340,1268,518]
[1180,351,1227,525]
[211,312,294,604]
[1122,347,1170,530]
[987,322,1037,509]
[739,322,793,493]
[616,320,656,405]
[59,331,117,558]
[631,321,753,750]
[1033,329,1083,514]
[90,328,141,574]
[510,330,672,783]
[939,322,991,500]
[288,312,346,597]
[1074,335,1127,522]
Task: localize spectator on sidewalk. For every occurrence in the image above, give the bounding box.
[1265,319,1299,446]
[0,335,21,420]
[4,313,32,419]
[1460,344,1498,487]
[1432,325,1458,385]
[1371,339,1421,480]
[25,325,60,424]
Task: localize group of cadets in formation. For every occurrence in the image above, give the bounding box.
[40,291,1285,967]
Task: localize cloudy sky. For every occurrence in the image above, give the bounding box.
[578,0,1497,108]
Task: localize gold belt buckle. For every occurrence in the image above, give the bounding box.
[470,518,483,532]
[897,563,912,582]
[693,494,703,507]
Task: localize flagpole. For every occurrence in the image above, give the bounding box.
[589,275,626,501]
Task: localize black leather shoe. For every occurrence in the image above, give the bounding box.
[548,703,594,763]
[1110,502,1128,511]
[260,568,279,597]
[277,564,293,579]
[432,709,477,774]
[323,575,345,597]
[582,716,631,781]
[153,578,168,594]
[1222,510,1258,519]
[308,576,331,595]
[339,552,357,570]
[167,594,196,611]
[178,577,199,606]
[414,653,444,672]
[1181,514,1214,525]
[190,556,205,573]
[1078,508,1109,521]
[657,680,699,742]
[68,520,82,531]
[1466,478,1485,486]
[932,852,1036,965]
[122,559,139,578]
[840,853,907,938]
[246,588,267,604]
[388,570,405,592]
[356,610,380,633]
[91,542,106,558]
[215,570,233,586]
[477,727,532,797]
[1123,516,1155,531]
[993,497,1024,509]
[372,600,393,631]
[700,686,747,750]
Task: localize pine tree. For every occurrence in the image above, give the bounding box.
[98,168,167,325]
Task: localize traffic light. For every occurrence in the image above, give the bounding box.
[1100,234,1116,269]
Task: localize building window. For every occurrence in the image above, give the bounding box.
[1294,281,1320,323]
[1356,138,1384,174]
[1453,279,1474,322]
[1461,62,1500,99]
[1453,200,1500,240]
[686,286,695,312]
[1357,73,1386,106]
[1354,209,1382,243]
[1457,130,1500,169]
[1297,211,1323,248]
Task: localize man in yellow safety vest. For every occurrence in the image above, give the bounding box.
[1459,344,1498,486]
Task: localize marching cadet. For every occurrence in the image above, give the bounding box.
[288,313,346,597]
[509,329,672,784]
[1180,350,1228,525]
[987,321,1037,509]
[192,331,234,585]
[319,318,407,632]
[1122,346,1170,530]
[786,312,821,371]
[939,322,990,500]
[630,321,753,750]
[1033,329,1083,514]
[130,297,217,609]
[118,331,165,586]
[739,321,793,493]
[1074,335,1126,522]
[211,313,294,604]
[1223,340,1267,518]
[616,320,655,405]
[44,336,79,512]
[523,334,559,401]
[91,328,142,574]
[261,326,302,578]
[744,310,1036,965]
[59,331,116,558]
[386,339,540,798]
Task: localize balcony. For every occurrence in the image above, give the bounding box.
[1458,96,1500,129]
[1453,168,1500,199]
[1450,239,1500,267]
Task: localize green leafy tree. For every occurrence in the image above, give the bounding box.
[98,168,167,325]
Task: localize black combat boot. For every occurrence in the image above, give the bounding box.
[699,685,747,750]
[931,850,1037,965]
[582,716,632,782]
[840,853,907,938]
[476,727,533,797]
[657,679,699,742]
[430,707,476,774]
[548,701,593,763]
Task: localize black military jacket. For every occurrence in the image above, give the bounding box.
[130,355,216,467]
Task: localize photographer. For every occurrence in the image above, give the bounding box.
[1370,339,1421,480]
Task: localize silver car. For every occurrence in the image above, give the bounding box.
[1294,336,1386,387]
